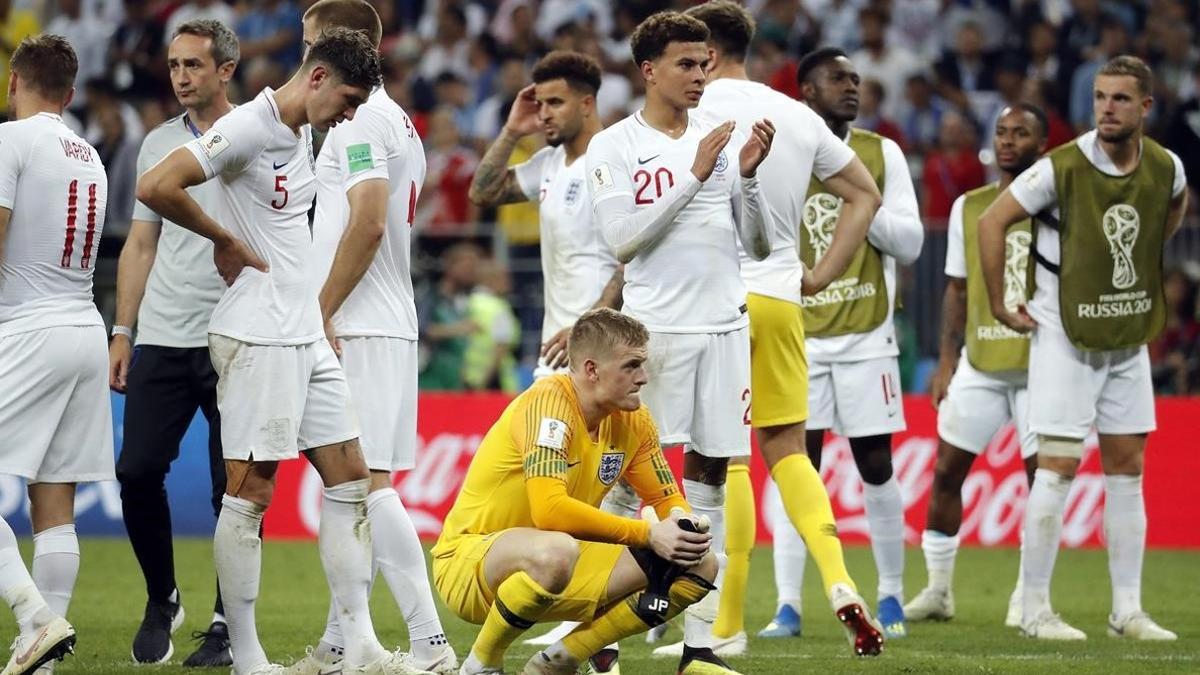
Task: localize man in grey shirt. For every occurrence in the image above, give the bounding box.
[107,20,237,668]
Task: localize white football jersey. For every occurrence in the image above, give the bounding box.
[313,88,425,340]
[1008,130,1186,333]
[586,110,749,333]
[698,78,855,305]
[0,113,108,337]
[514,144,618,341]
[185,88,321,346]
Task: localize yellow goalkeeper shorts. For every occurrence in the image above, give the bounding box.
[747,292,809,428]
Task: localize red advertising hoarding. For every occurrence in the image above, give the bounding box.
[264,395,1200,549]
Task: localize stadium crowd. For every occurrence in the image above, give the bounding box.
[2,0,1199,392]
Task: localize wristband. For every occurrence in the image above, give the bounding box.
[111,325,133,339]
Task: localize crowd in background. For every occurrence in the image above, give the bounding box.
[3,0,1199,392]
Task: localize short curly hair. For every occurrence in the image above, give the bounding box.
[685,1,756,61]
[532,51,602,95]
[10,34,77,100]
[303,25,382,91]
[630,11,710,66]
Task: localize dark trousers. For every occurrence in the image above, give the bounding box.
[116,345,225,612]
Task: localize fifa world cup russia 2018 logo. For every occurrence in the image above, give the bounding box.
[1002,230,1031,311]
[802,192,842,261]
[1102,204,1140,290]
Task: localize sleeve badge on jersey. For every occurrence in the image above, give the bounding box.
[598,451,625,485]
[200,130,230,160]
[536,417,568,450]
[346,143,374,173]
[591,162,615,195]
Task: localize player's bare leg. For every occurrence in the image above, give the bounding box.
[310,471,456,674]
[758,425,881,655]
[1098,433,1174,640]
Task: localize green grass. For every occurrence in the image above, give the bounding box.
[7,539,1199,673]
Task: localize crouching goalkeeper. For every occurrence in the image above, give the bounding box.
[433,308,731,675]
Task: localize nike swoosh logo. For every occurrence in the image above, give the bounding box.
[273,161,288,170]
[637,154,660,164]
[566,461,582,468]
[16,627,49,665]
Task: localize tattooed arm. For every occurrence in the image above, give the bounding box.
[468,84,541,207]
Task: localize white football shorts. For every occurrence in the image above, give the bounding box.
[0,325,114,483]
[937,350,1036,457]
[209,335,359,461]
[808,356,906,438]
[640,326,751,458]
[339,336,418,471]
[1027,324,1154,440]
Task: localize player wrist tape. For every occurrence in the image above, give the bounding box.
[111,325,132,339]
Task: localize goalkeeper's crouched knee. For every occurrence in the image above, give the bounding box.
[628,545,718,627]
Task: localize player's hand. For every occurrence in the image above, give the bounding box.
[644,506,711,568]
[540,327,571,370]
[108,334,132,393]
[213,236,268,286]
[503,84,541,137]
[324,317,342,358]
[800,262,833,296]
[992,303,1036,333]
[929,359,956,409]
[738,119,775,178]
[691,121,734,182]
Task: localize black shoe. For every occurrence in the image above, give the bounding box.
[182,622,233,668]
[131,595,185,663]
[589,647,620,673]
[678,644,737,673]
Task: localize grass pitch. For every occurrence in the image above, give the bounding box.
[5,539,1198,673]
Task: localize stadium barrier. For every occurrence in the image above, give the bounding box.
[5,393,1195,549]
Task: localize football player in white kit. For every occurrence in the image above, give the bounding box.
[979,55,1185,642]
[680,1,885,658]
[583,11,774,675]
[291,2,455,674]
[468,50,622,378]
[905,104,1047,626]
[0,34,108,675]
[138,28,418,675]
[468,51,627,670]
[767,48,924,641]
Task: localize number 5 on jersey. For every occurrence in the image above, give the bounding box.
[271,175,288,209]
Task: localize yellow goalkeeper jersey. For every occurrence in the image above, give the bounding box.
[433,374,687,556]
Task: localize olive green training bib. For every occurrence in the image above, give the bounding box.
[961,183,1032,372]
[1045,138,1172,351]
[799,128,889,338]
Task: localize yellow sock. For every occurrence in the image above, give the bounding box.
[472,571,559,666]
[714,464,754,638]
[770,453,856,596]
[563,572,712,660]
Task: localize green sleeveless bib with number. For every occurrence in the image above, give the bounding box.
[961,183,1032,372]
[1049,138,1171,350]
[800,129,889,337]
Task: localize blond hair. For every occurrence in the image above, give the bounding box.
[568,309,649,368]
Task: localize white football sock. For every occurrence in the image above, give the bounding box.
[599,480,640,519]
[863,477,905,600]
[215,495,268,674]
[320,479,386,667]
[1104,474,1145,618]
[1021,469,1071,620]
[31,524,79,620]
[768,487,805,610]
[682,479,724,649]
[0,517,51,633]
[921,530,959,593]
[320,598,344,651]
[367,488,446,652]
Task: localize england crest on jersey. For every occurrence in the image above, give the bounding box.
[598,451,624,485]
